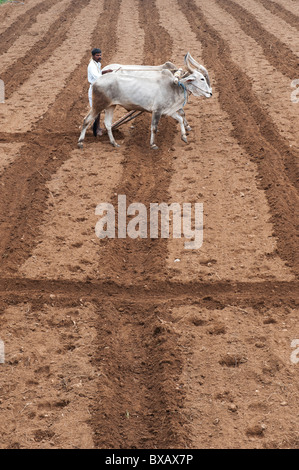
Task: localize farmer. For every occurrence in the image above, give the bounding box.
[87,48,103,136]
[88,48,113,135]
[88,48,102,106]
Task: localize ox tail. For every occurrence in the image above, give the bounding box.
[92,114,101,137]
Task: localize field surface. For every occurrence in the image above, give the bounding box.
[0,0,298,449]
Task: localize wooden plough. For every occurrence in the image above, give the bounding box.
[111,110,143,130]
[99,110,143,137]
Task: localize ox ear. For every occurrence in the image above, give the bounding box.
[184,77,196,83]
[181,74,196,83]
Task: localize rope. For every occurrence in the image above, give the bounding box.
[178,81,188,107]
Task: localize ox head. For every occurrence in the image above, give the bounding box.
[183,52,212,98]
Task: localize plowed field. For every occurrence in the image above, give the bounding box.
[0,0,298,449]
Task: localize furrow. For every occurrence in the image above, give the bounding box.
[1,0,81,99]
[234,0,299,52]
[0,0,117,273]
[0,0,37,34]
[177,0,299,276]
[259,0,299,31]
[216,0,298,80]
[1,0,298,451]
[0,0,102,133]
[155,0,296,284]
[0,0,60,54]
[90,0,189,450]
[0,277,298,307]
[194,0,299,156]
[274,0,299,17]
[96,0,175,285]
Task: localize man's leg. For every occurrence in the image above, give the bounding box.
[89,86,103,136]
[93,115,100,136]
[93,115,103,136]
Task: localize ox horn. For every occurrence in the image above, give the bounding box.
[184,52,210,86]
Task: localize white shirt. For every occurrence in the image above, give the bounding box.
[87,59,102,85]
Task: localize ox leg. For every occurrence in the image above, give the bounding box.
[150,111,161,150]
[104,105,119,148]
[171,112,188,143]
[178,108,191,132]
[78,109,99,148]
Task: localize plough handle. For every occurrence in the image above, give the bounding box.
[111,110,143,130]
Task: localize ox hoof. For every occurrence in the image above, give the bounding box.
[151,144,159,150]
[181,135,188,143]
[78,142,83,149]
[113,143,120,148]
[186,126,192,132]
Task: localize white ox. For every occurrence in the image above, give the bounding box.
[101,60,192,132]
[100,53,211,133]
[78,53,212,149]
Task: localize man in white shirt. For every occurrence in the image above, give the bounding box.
[88,48,102,107]
[87,48,113,136]
[88,48,103,136]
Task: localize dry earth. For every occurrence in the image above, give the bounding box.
[0,0,298,449]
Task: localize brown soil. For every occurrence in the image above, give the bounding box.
[0,0,298,449]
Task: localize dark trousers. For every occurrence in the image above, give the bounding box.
[93,115,100,136]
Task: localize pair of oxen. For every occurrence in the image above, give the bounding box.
[78,52,212,149]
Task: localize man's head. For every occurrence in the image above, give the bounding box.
[92,48,102,62]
